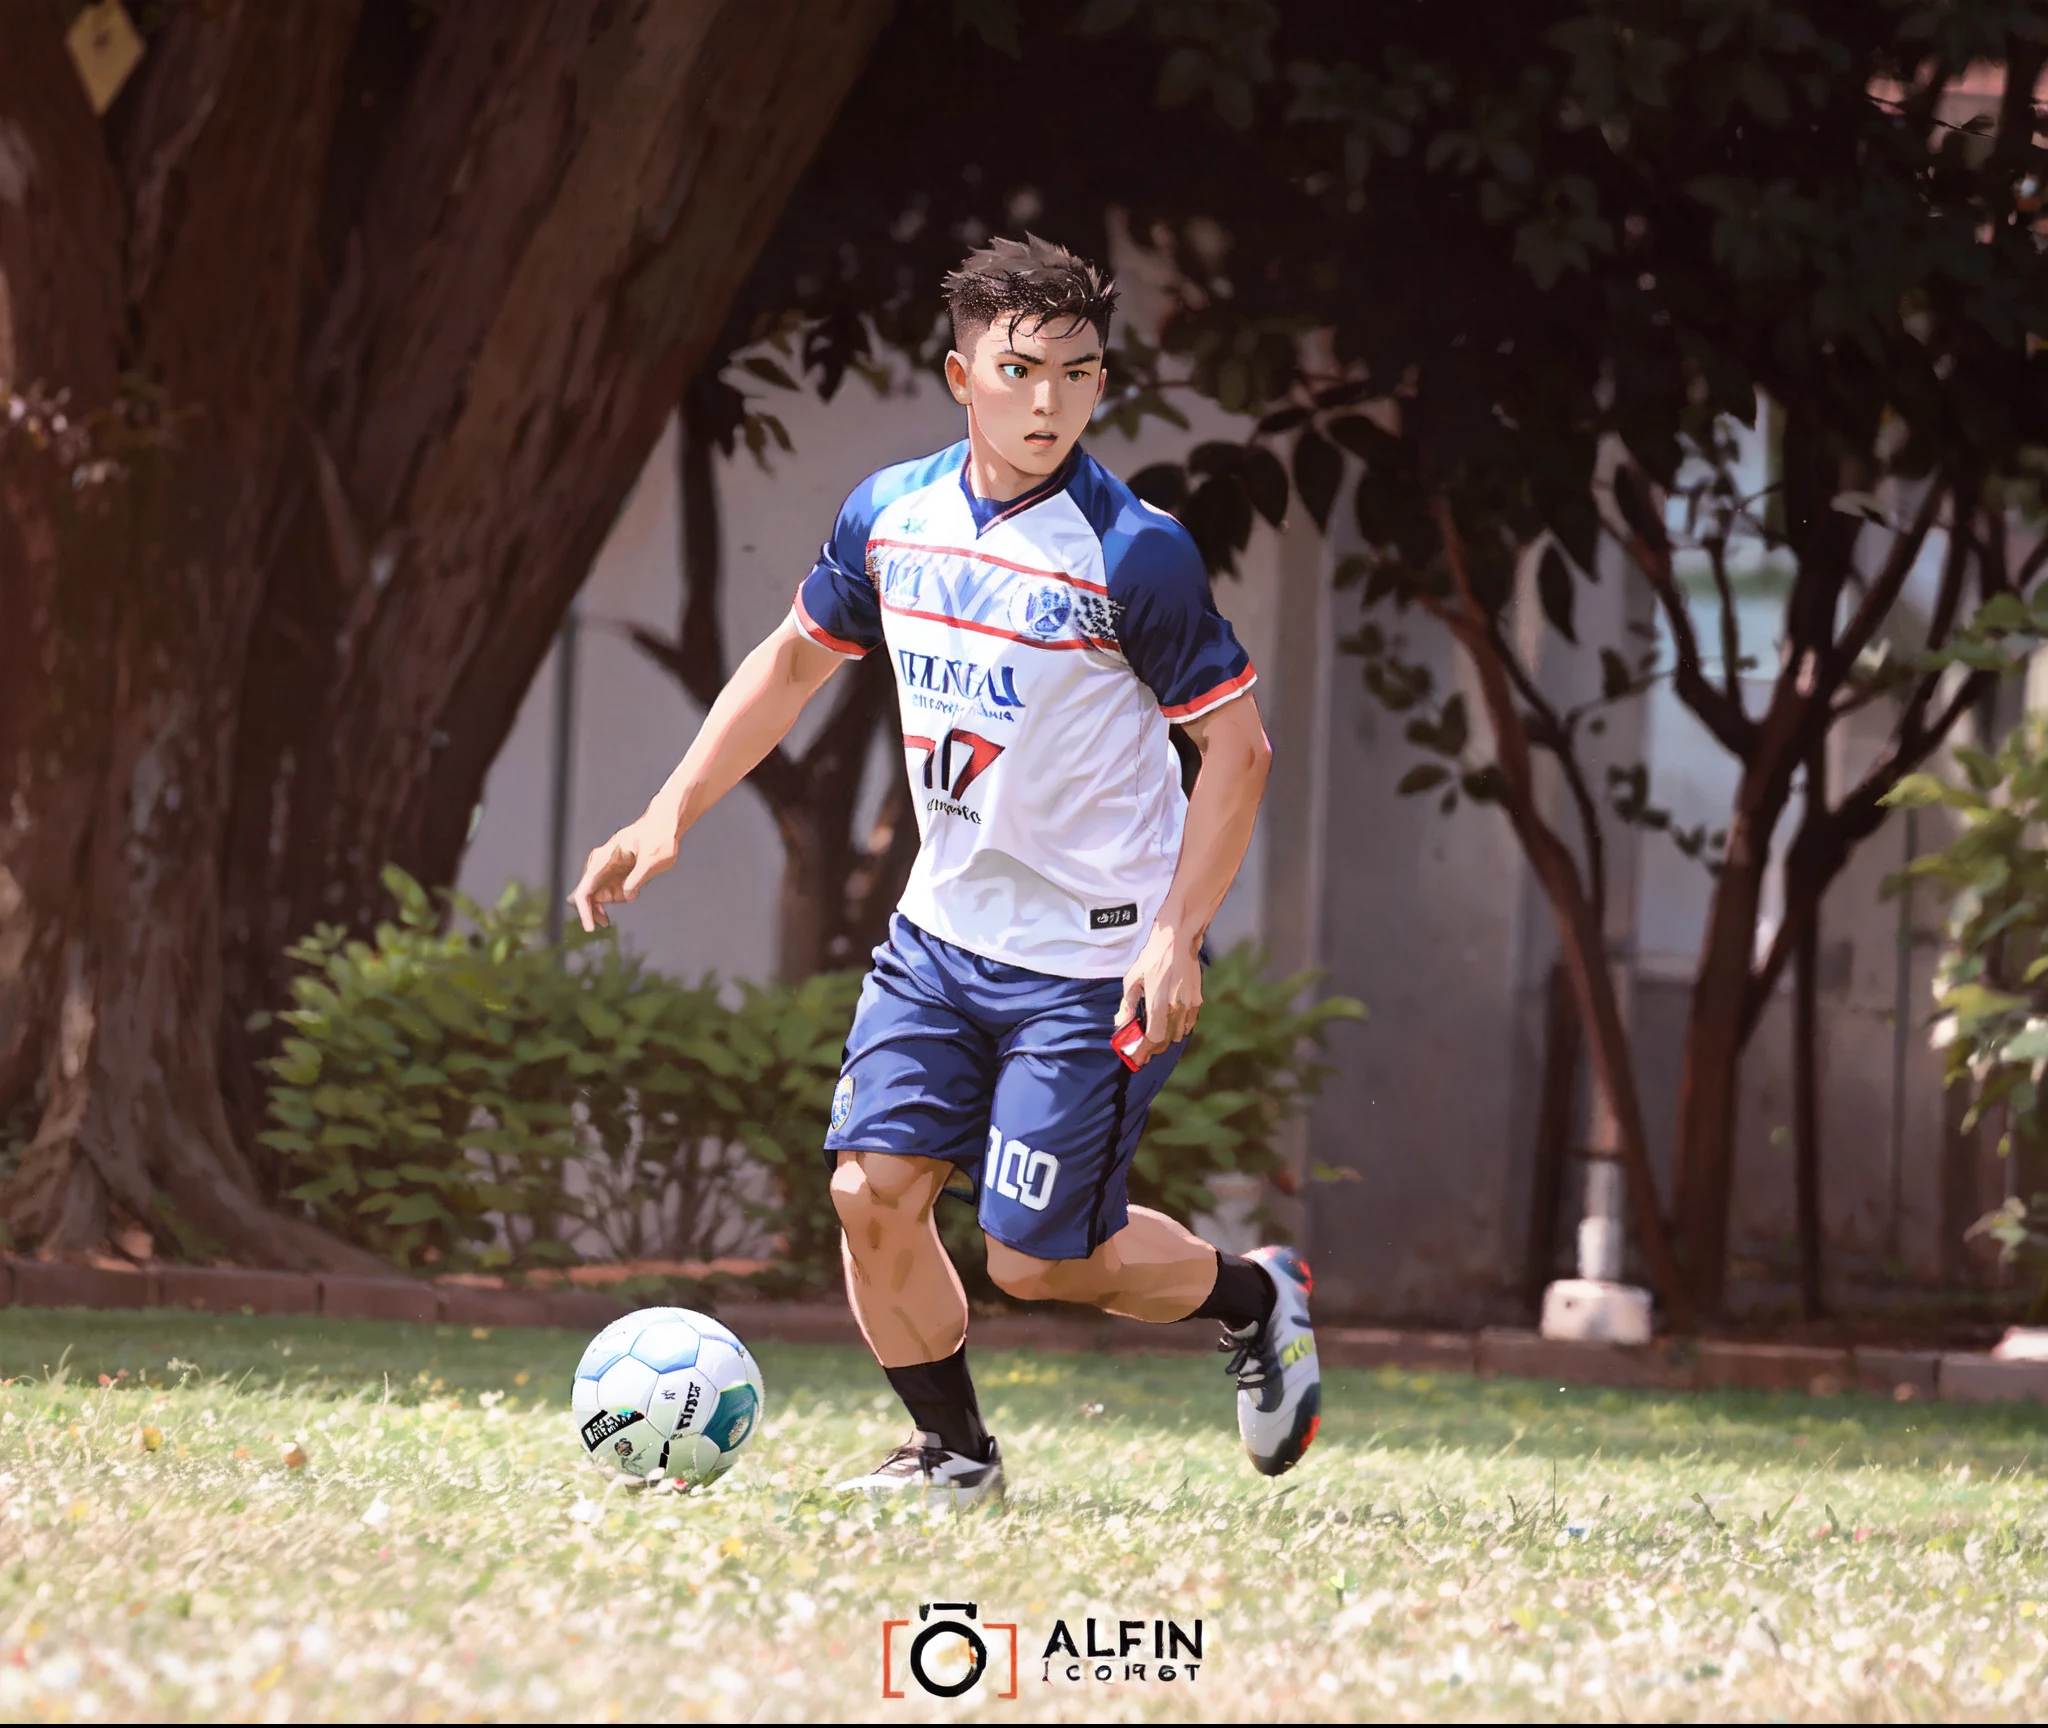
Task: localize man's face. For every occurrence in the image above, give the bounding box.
[945,314,1107,481]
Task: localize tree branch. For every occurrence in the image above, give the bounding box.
[1431,497,1697,1328]
[1705,535,1743,704]
[1743,663,1995,1036]
[1481,603,1609,929]
[1604,505,1757,759]
[1821,478,1946,693]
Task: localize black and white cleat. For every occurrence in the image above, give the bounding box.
[834,1432,1007,1508]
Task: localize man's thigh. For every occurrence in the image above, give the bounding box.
[978,990,1183,1262]
[824,934,998,1174]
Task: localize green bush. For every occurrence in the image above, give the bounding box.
[262,871,1365,1286]
[1891,721,2048,1312]
[261,869,743,1272]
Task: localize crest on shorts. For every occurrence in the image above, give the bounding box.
[831,1074,855,1133]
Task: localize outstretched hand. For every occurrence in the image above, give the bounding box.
[568,817,677,933]
[1114,924,1202,1069]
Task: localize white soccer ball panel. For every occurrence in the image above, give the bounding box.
[663,1432,724,1487]
[574,1336,627,1382]
[689,1312,745,1354]
[629,1320,701,1374]
[624,1305,696,1330]
[648,1367,715,1439]
[570,1376,600,1418]
[693,1336,745,1392]
[595,1355,658,1416]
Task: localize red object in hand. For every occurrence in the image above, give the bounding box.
[1112,1014,1147,1071]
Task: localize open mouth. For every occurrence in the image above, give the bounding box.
[1024,431,1058,446]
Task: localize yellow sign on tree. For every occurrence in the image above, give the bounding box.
[65,0,144,117]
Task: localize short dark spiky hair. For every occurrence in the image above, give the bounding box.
[942,233,1119,352]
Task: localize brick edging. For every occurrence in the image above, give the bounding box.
[2,1257,2038,1407]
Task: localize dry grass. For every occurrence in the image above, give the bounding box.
[4,1308,2048,1721]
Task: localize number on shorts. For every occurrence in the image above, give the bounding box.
[984,1126,1059,1212]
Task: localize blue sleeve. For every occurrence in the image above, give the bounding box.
[794,480,886,657]
[1106,509,1256,719]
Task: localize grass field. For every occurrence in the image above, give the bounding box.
[4,1311,2048,1722]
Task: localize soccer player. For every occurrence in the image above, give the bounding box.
[571,235,1319,1504]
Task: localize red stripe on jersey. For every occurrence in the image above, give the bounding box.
[881,599,1115,653]
[1159,663,1258,719]
[792,591,871,658]
[867,538,1110,596]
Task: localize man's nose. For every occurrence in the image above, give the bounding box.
[1033,379,1059,413]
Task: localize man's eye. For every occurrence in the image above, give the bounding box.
[1067,370,1091,382]
[1002,364,1027,379]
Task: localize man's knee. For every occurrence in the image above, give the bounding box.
[830,1151,943,1232]
[984,1238,1068,1303]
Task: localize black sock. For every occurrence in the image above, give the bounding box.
[1192,1251,1277,1330]
[883,1346,991,1459]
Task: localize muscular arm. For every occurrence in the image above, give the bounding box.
[570,610,848,931]
[1116,691,1272,1063]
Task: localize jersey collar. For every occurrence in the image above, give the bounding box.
[958,445,1081,537]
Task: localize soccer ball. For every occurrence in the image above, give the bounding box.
[570,1306,765,1486]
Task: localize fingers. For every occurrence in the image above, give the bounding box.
[569,839,634,933]
[1114,973,1143,1032]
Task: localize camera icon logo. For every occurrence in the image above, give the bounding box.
[880,1601,1018,1699]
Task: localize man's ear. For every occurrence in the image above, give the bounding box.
[944,350,971,406]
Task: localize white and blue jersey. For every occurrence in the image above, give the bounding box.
[796,440,1256,980]
[804,440,1255,1260]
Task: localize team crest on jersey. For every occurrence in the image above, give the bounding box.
[831,1074,855,1133]
[1011,584,1073,639]
[876,552,924,608]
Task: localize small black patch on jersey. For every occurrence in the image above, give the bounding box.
[1090,903,1138,930]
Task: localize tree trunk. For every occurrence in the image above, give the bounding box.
[2,0,894,1262]
[1522,960,1582,1318]
[1792,761,1824,1318]
[3,1,380,1265]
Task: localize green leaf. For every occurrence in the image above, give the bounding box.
[740,355,800,391]
[952,0,1020,56]
[1536,544,1577,644]
[1397,763,1451,796]
[1292,429,1342,531]
[1244,447,1288,526]
[1156,46,1210,109]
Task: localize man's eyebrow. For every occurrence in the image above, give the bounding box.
[995,347,1102,367]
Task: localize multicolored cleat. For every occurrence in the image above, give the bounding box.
[1219,1245,1321,1476]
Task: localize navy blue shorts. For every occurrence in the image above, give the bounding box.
[823,915,1184,1261]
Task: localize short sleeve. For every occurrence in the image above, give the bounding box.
[794,484,885,658]
[1107,511,1257,720]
